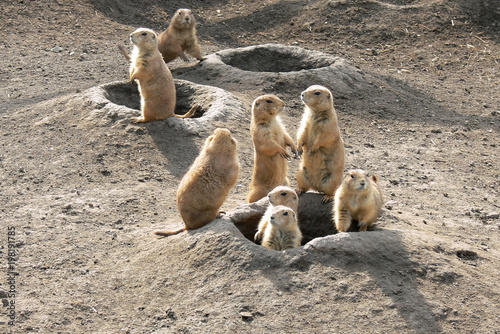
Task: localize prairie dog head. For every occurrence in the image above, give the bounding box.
[205,128,238,155]
[130,28,158,51]
[269,205,297,228]
[268,186,298,210]
[172,8,196,29]
[342,169,378,192]
[301,85,334,112]
[252,94,285,122]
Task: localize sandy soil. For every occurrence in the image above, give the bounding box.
[1,0,499,333]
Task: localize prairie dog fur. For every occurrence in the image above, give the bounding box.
[158,8,204,63]
[334,169,383,232]
[154,128,239,236]
[296,85,345,203]
[254,186,299,244]
[247,95,297,203]
[119,28,197,122]
[261,205,302,251]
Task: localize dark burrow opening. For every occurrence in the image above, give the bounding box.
[103,81,205,118]
[218,46,336,73]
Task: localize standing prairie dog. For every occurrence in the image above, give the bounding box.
[154,128,239,236]
[118,28,198,122]
[247,95,297,203]
[296,85,345,203]
[261,205,302,251]
[334,169,384,232]
[158,8,205,63]
[254,186,299,244]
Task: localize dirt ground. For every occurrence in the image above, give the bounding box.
[1,0,499,333]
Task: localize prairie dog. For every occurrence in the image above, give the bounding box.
[119,28,197,122]
[261,205,302,251]
[158,8,204,63]
[247,95,297,203]
[254,186,299,244]
[154,128,239,236]
[296,85,345,203]
[334,169,383,232]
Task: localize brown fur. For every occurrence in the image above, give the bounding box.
[154,128,240,236]
[120,28,198,123]
[158,8,204,63]
[296,85,345,203]
[247,95,297,203]
[334,169,384,232]
[254,186,299,244]
[261,205,302,251]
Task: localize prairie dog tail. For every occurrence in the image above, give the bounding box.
[174,104,200,119]
[153,227,186,236]
[117,44,131,62]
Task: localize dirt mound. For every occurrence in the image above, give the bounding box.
[80,79,246,135]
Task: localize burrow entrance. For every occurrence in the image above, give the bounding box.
[217,44,337,72]
[103,81,204,118]
[85,80,246,134]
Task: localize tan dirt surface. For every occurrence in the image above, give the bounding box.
[1,0,499,333]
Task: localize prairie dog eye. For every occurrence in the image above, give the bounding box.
[314,91,321,95]
[266,100,273,103]
[141,32,147,36]
[350,174,355,178]
[281,192,287,196]
[283,211,288,216]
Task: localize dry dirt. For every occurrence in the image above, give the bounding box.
[1,0,499,333]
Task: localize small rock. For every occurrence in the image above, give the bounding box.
[165,308,176,320]
[2,299,9,307]
[50,46,63,53]
[0,290,8,298]
[456,250,478,260]
[485,212,499,220]
[240,311,253,321]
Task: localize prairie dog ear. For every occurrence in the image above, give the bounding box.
[371,174,378,183]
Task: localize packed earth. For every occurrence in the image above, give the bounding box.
[1,0,499,333]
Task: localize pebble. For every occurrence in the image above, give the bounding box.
[50,46,63,53]
[240,311,253,321]
[486,212,499,220]
[456,250,478,260]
